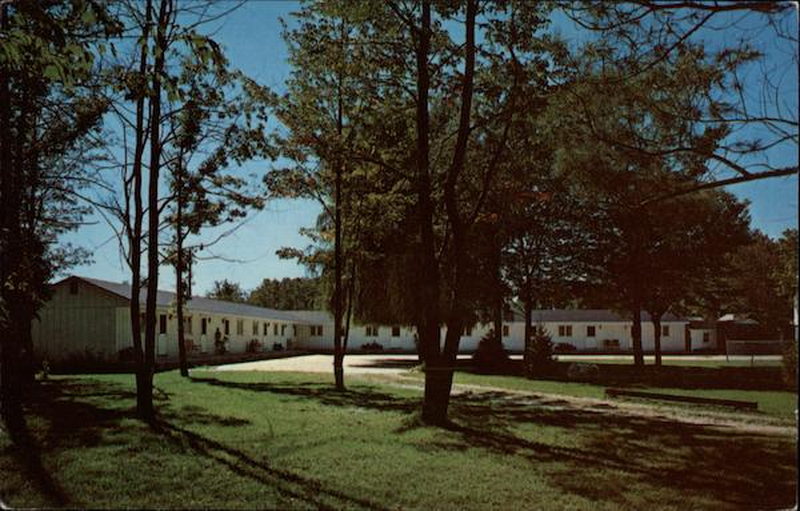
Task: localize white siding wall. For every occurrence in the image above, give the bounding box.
[114,308,304,358]
[689,328,716,351]
[32,280,127,362]
[291,316,690,354]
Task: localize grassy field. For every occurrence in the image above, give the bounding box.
[0,370,796,510]
[419,372,797,419]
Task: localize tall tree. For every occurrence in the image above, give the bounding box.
[268,0,395,390]
[93,0,257,418]
[0,0,118,420]
[165,53,270,377]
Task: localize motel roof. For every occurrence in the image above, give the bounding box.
[61,276,308,323]
[521,309,686,323]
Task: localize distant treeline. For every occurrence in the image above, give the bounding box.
[206,277,325,311]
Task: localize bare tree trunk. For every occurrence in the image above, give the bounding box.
[493,296,503,348]
[413,0,445,424]
[422,0,476,425]
[651,314,662,367]
[631,307,644,367]
[523,299,532,372]
[0,2,22,422]
[176,203,188,377]
[141,0,170,422]
[130,0,152,419]
[175,153,188,378]
[332,19,346,391]
[342,259,356,353]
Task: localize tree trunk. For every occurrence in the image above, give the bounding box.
[332,19,346,391]
[413,0,445,423]
[493,297,503,348]
[652,314,662,367]
[523,299,532,372]
[421,0,476,425]
[141,0,169,422]
[175,162,188,378]
[343,260,355,353]
[631,307,644,367]
[129,0,152,420]
[176,234,188,378]
[0,2,21,423]
[18,300,36,386]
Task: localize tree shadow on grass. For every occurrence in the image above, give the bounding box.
[440,391,797,509]
[495,361,791,391]
[189,376,795,509]
[190,376,419,414]
[7,377,390,510]
[148,417,390,511]
[2,409,70,507]
[2,378,259,508]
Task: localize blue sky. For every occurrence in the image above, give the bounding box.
[65,1,798,295]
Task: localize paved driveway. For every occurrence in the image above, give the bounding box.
[212,354,427,375]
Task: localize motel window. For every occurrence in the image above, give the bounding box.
[366,326,378,337]
[236,319,244,335]
[662,325,670,337]
[252,321,258,335]
[281,325,286,336]
[184,316,193,334]
[703,332,710,343]
[69,280,79,295]
[587,326,596,337]
[201,318,208,335]
[502,325,509,337]
[263,322,269,336]
[159,314,167,334]
[224,319,230,335]
[392,326,401,337]
[293,325,297,336]
[274,323,279,336]
[462,326,472,337]
[558,325,572,337]
[317,325,323,336]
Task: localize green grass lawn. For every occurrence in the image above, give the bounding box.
[1,370,796,510]
[425,372,798,420]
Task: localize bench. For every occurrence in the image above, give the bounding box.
[605,388,758,410]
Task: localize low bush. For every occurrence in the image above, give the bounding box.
[118,346,137,362]
[472,330,510,373]
[272,342,284,351]
[566,363,600,382]
[554,342,577,353]
[246,339,263,353]
[361,341,383,351]
[525,326,555,378]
